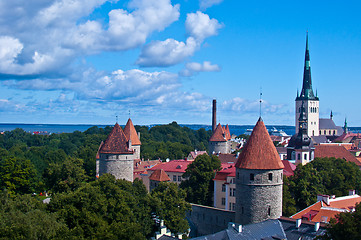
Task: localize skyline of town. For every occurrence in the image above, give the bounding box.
[1,1,360,126]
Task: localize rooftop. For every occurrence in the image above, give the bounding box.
[99,123,133,154]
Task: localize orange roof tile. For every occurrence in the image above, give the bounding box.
[235,118,284,170]
[225,124,231,140]
[124,118,141,145]
[149,169,171,182]
[209,123,227,142]
[99,123,133,154]
[315,145,361,166]
[291,195,361,223]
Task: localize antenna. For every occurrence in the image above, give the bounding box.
[259,87,263,118]
[116,115,118,123]
[129,110,131,119]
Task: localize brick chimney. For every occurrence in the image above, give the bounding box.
[212,99,216,133]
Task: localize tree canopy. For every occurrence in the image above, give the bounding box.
[180,154,221,206]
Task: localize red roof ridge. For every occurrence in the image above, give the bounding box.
[99,123,133,154]
[149,169,171,182]
[124,118,141,145]
[209,123,227,142]
[235,118,284,170]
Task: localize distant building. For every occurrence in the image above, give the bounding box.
[208,123,232,154]
[149,169,171,192]
[314,144,361,168]
[187,150,207,160]
[291,190,361,223]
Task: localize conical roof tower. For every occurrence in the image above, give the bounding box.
[124,118,141,145]
[99,123,132,154]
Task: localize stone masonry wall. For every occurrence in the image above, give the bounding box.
[235,168,283,225]
[98,153,134,182]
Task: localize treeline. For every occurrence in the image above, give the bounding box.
[0,122,211,194]
[0,175,190,240]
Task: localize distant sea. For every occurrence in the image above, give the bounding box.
[1,123,361,137]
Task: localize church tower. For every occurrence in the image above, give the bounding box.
[97,123,134,182]
[235,118,284,225]
[296,33,319,136]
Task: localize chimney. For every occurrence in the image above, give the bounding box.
[212,99,216,133]
[349,189,356,196]
[314,222,320,232]
[322,195,330,205]
[296,218,302,228]
[317,195,323,202]
[228,222,242,233]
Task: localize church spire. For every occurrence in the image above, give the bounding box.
[297,32,318,100]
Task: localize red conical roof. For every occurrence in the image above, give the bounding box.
[225,124,231,140]
[124,118,141,145]
[149,169,171,182]
[209,123,227,142]
[99,123,133,154]
[235,118,284,170]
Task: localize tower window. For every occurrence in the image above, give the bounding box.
[268,206,271,216]
[268,173,273,181]
[250,173,254,181]
[241,206,244,214]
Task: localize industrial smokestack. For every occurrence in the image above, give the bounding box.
[212,99,216,133]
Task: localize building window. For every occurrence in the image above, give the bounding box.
[222,184,226,192]
[268,173,273,181]
[250,173,254,181]
[221,198,225,206]
[304,154,307,160]
[241,206,244,214]
[230,188,236,197]
[268,206,271,216]
[298,154,301,160]
[178,176,182,182]
[173,175,176,181]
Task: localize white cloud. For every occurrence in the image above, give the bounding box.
[221,97,285,114]
[0,0,180,76]
[136,37,198,67]
[199,0,223,10]
[136,11,222,67]
[185,11,223,41]
[179,61,221,77]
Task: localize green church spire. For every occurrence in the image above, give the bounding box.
[296,32,318,101]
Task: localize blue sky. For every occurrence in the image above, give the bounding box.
[0,0,360,126]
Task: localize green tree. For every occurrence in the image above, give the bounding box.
[180,154,221,206]
[0,156,37,195]
[282,176,297,216]
[152,182,191,235]
[43,157,88,193]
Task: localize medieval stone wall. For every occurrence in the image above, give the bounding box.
[98,153,134,182]
[208,141,229,154]
[235,168,283,225]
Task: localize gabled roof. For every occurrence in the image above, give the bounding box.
[188,151,208,160]
[123,118,141,145]
[209,123,227,142]
[99,123,133,154]
[149,159,193,173]
[213,163,236,181]
[235,118,284,170]
[319,118,337,130]
[282,160,296,177]
[216,153,238,164]
[291,194,361,223]
[149,169,171,182]
[315,145,361,166]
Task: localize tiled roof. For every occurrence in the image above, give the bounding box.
[123,118,141,145]
[282,160,296,177]
[99,123,133,154]
[149,159,193,173]
[225,124,231,140]
[319,118,337,129]
[134,159,162,173]
[216,153,238,164]
[214,163,236,181]
[235,118,284,170]
[189,151,208,159]
[149,169,171,182]
[334,132,361,142]
[209,123,227,142]
[291,194,361,223]
[315,145,361,166]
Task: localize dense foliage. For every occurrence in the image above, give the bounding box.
[283,157,361,216]
[180,154,221,206]
[320,203,361,240]
[0,122,211,194]
[0,174,190,239]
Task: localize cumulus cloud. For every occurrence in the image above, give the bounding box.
[199,0,223,10]
[185,11,223,41]
[221,97,285,114]
[0,0,180,77]
[136,11,222,67]
[179,61,221,77]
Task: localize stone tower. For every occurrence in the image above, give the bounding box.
[287,101,315,165]
[123,118,141,160]
[295,33,319,136]
[97,123,134,182]
[235,118,284,225]
[208,123,231,154]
